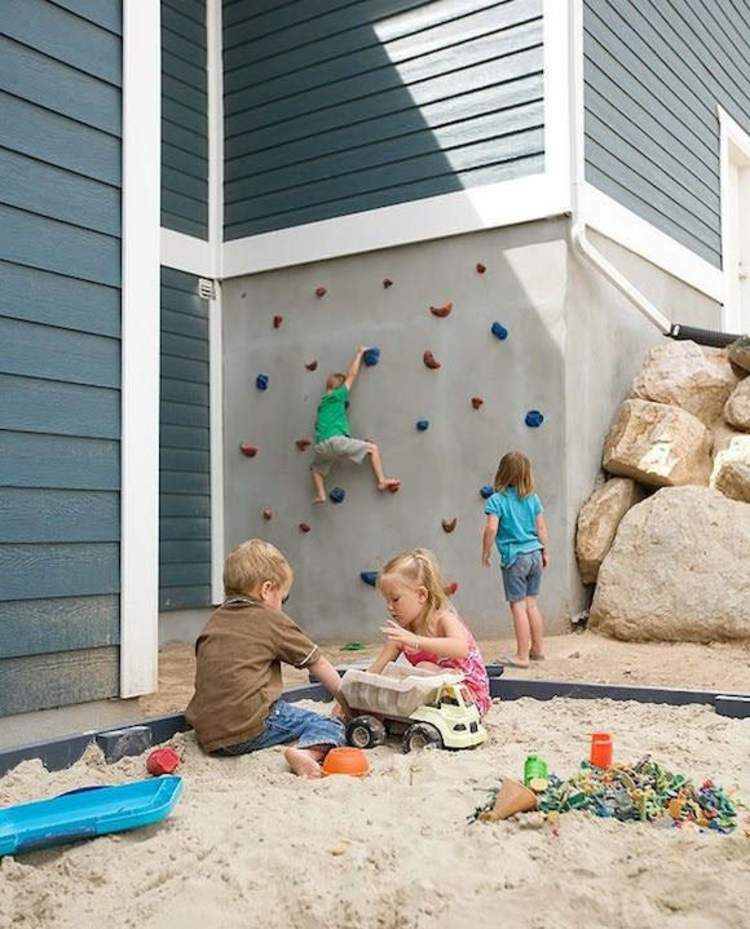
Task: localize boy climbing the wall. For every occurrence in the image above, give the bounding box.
[311,345,400,502]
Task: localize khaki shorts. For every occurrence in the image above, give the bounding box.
[310,436,371,476]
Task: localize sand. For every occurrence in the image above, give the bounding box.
[2,696,749,929]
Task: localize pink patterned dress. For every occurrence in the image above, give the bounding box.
[402,620,492,717]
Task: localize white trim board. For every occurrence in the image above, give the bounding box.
[719,105,750,334]
[543,0,573,197]
[222,173,570,277]
[120,0,161,698]
[160,227,214,278]
[581,183,724,303]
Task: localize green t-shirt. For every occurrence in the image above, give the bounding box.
[315,384,351,443]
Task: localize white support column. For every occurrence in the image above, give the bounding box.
[120,0,161,697]
[207,0,225,604]
[543,0,574,208]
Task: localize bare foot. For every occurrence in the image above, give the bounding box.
[378,478,400,493]
[312,496,326,504]
[284,747,322,778]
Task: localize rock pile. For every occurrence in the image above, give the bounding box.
[576,337,750,641]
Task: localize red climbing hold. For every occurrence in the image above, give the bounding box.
[315,286,327,298]
[305,360,318,371]
[296,438,311,451]
[273,315,283,329]
[441,517,457,533]
[471,396,484,410]
[429,302,453,318]
[299,522,311,533]
[383,278,393,288]
[476,262,486,274]
[262,508,272,521]
[423,350,441,370]
[240,443,258,458]
[446,581,459,596]
[386,480,401,494]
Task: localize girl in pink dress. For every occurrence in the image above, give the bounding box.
[367,548,492,717]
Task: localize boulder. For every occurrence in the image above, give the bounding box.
[590,486,750,641]
[631,341,740,425]
[728,335,750,373]
[711,419,745,459]
[603,399,712,487]
[575,478,645,584]
[711,436,750,503]
[724,377,750,431]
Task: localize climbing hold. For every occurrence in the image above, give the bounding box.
[299,522,311,533]
[329,486,346,504]
[360,571,378,587]
[273,315,283,329]
[480,485,494,499]
[416,419,430,431]
[296,438,311,451]
[262,508,272,520]
[525,410,544,428]
[305,360,318,371]
[240,443,258,458]
[386,481,400,494]
[471,396,484,410]
[341,641,366,651]
[383,278,393,289]
[441,517,457,533]
[315,286,327,298]
[446,581,459,596]
[423,350,441,370]
[256,373,269,391]
[491,321,508,341]
[476,262,487,274]
[363,347,380,367]
[429,302,453,318]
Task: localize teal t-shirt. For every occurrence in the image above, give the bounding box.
[314,384,350,443]
[484,487,544,567]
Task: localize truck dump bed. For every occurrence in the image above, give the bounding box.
[340,662,463,719]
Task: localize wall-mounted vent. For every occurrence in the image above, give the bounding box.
[198,278,216,300]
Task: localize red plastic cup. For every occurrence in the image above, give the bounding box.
[590,732,613,768]
[147,747,180,776]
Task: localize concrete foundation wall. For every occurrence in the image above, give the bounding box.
[219,219,721,645]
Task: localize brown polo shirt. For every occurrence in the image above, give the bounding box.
[185,597,320,753]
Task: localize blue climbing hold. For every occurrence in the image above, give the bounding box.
[491,321,508,340]
[480,485,494,499]
[525,410,544,428]
[416,419,430,431]
[363,347,381,367]
[329,486,346,504]
[256,373,269,390]
[360,571,378,587]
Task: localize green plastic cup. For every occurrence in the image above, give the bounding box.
[524,754,549,786]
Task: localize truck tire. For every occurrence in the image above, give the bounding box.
[402,722,443,753]
[346,715,386,749]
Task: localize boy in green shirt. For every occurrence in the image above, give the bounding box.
[311,346,400,502]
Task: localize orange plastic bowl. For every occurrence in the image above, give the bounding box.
[322,747,369,778]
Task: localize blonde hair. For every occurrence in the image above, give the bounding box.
[223,539,293,597]
[326,372,346,390]
[377,548,451,635]
[494,451,535,498]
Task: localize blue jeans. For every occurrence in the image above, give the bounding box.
[502,550,543,602]
[214,699,345,756]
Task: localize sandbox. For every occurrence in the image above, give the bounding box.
[1,694,748,929]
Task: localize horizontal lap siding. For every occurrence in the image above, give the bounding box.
[160,268,212,611]
[0,2,122,715]
[161,0,209,239]
[223,0,545,239]
[584,0,750,268]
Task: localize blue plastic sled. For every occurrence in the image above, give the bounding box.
[0,775,183,856]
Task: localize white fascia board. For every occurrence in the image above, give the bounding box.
[582,183,724,303]
[160,227,214,278]
[120,0,160,697]
[222,173,570,277]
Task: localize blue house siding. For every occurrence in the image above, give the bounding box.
[584,0,750,269]
[162,0,209,240]
[160,267,212,611]
[0,1,122,715]
[223,0,545,239]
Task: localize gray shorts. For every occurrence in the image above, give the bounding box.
[501,550,543,603]
[310,436,371,476]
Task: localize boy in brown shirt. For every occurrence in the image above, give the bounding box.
[185,539,345,777]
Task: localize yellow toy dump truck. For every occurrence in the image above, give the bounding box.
[340,662,487,753]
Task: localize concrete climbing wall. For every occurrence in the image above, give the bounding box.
[223,220,572,640]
